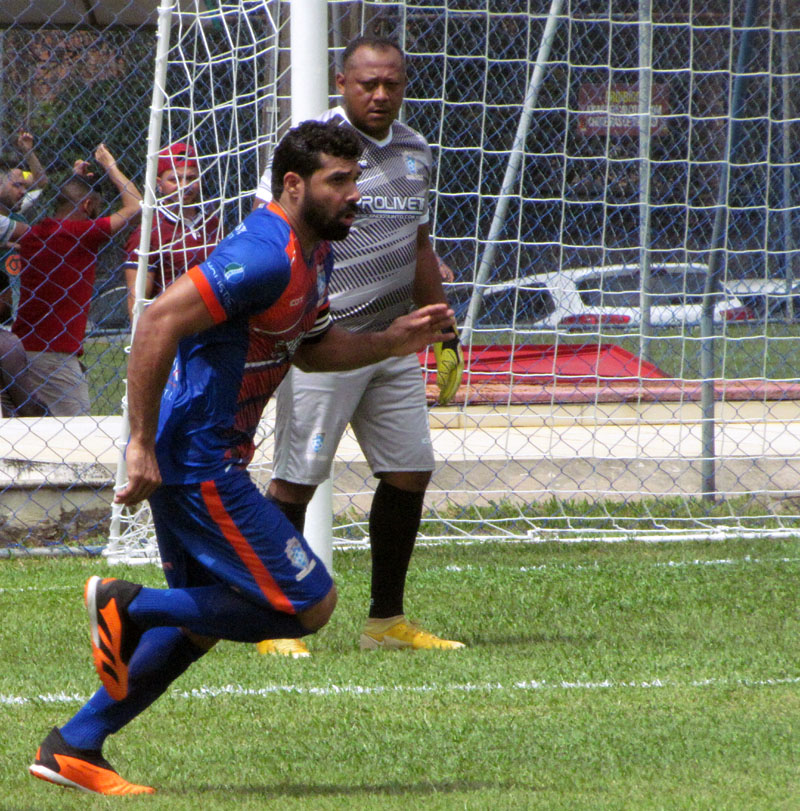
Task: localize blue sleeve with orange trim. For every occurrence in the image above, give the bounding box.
[192,210,292,322]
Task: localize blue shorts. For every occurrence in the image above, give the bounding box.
[148,468,333,615]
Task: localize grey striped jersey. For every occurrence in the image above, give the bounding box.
[255,106,431,333]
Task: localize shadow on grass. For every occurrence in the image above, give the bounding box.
[467,633,598,647]
[188,779,541,798]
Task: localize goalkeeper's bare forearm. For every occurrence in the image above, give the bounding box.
[293,304,455,373]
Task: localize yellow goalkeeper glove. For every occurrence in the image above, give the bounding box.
[433,337,464,405]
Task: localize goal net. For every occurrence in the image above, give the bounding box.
[108,0,800,563]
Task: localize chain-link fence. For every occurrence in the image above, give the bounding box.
[2,1,800,550]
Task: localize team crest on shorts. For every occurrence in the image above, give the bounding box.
[311,432,325,453]
[285,536,317,581]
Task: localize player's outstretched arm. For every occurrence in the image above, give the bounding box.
[95,144,143,234]
[115,273,216,506]
[17,131,48,191]
[294,303,456,373]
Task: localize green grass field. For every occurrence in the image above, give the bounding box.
[2,537,798,809]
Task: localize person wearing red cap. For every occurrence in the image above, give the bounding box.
[8,144,142,416]
[123,141,220,321]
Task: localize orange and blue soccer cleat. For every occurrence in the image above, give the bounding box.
[29,727,155,795]
[84,576,143,701]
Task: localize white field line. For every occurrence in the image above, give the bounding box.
[338,528,800,550]
[445,556,800,573]
[1,554,798,596]
[2,530,799,563]
[3,675,799,708]
[2,553,799,598]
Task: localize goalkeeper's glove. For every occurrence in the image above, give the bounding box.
[433,336,464,406]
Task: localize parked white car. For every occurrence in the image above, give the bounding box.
[724,278,799,321]
[479,263,755,329]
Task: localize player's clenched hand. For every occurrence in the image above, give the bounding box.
[73,159,93,177]
[114,440,162,505]
[16,131,35,153]
[384,303,456,356]
[94,143,117,171]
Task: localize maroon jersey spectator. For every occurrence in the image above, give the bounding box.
[124,142,219,321]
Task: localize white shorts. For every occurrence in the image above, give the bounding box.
[24,351,90,416]
[273,354,435,485]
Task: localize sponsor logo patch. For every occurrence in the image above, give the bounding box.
[359,195,425,215]
[5,253,21,276]
[224,262,245,281]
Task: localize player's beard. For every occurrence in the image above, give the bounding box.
[301,192,356,242]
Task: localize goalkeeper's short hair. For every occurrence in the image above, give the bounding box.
[271,120,361,198]
[341,35,405,72]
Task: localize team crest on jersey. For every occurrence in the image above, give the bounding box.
[403,152,422,180]
[224,262,245,281]
[311,432,325,453]
[285,536,317,581]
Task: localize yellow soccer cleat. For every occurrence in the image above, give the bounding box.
[256,638,310,658]
[360,616,465,651]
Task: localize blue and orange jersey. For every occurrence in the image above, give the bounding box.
[155,202,333,484]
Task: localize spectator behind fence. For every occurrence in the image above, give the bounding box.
[0,140,49,417]
[9,144,142,416]
[123,142,220,322]
[1,132,49,320]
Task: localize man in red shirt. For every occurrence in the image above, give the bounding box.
[123,142,219,321]
[12,144,142,416]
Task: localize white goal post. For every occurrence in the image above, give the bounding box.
[106,0,800,564]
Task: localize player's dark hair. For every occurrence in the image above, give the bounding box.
[55,175,102,211]
[341,35,405,72]
[271,120,361,198]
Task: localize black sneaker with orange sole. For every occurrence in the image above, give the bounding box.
[29,727,155,795]
[84,575,143,701]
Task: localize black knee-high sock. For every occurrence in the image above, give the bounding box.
[270,496,307,533]
[368,480,425,618]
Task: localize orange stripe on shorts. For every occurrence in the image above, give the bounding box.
[199,480,295,614]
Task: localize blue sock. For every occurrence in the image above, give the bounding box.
[60,627,206,751]
[128,583,309,642]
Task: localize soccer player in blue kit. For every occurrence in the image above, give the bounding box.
[28,120,455,796]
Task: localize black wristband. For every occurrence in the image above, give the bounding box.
[442,336,460,351]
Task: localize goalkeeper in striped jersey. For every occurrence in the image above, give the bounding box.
[254,35,465,657]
